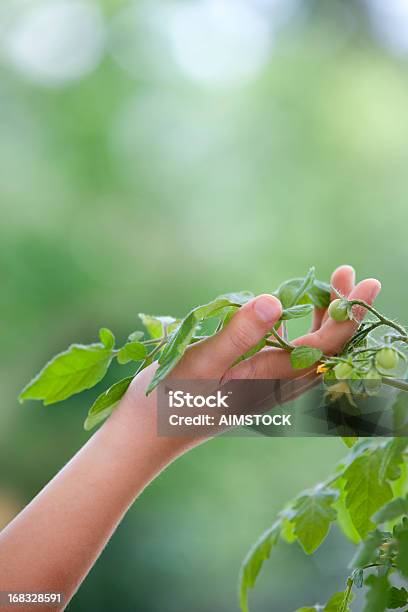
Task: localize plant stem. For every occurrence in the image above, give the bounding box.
[362,562,396,570]
[147,339,166,361]
[265,339,285,349]
[390,335,408,345]
[282,320,289,343]
[340,577,353,612]
[269,327,295,352]
[348,300,407,336]
[351,347,378,356]
[342,321,383,352]
[382,377,408,392]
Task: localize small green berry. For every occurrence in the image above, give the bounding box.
[364,368,382,395]
[376,347,399,370]
[334,362,354,380]
[328,299,350,322]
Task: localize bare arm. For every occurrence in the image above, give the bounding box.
[0,366,189,608]
[0,266,380,611]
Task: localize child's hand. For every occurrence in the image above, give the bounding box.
[222,264,381,381]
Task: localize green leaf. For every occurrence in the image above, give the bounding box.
[84,376,133,431]
[276,280,302,308]
[344,450,393,538]
[19,344,114,405]
[139,314,179,339]
[391,461,408,499]
[281,304,314,320]
[117,341,147,365]
[99,327,115,350]
[291,346,323,370]
[362,574,389,612]
[325,591,353,612]
[291,487,338,554]
[239,522,281,612]
[276,269,315,309]
[395,519,408,578]
[341,439,378,468]
[218,291,254,305]
[292,267,316,306]
[392,391,408,431]
[280,516,297,543]
[276,273,330,310]
[147,298,236,394]
[295,592,352,612]
[332,480,361,544]
[374,495,408,523]
[378,438,408,484]
[342,437,358,448]
[308,280,331,309]
[387,586,408,609]
[350,529,384,568]
[128,331,144,342]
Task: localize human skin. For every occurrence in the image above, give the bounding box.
[0,266,381,611]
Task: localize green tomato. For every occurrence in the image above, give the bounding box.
[328,299,350,322]
[376,347,399,370]
[334,362,354,380]
[364,368,382,395]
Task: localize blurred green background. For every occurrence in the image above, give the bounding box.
[1,0,408,610]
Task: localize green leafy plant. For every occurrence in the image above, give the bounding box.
[239,435,408,612]
[19,268,408,609]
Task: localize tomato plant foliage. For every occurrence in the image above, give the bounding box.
[18,267,408,610]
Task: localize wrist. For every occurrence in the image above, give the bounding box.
[102,364,199,470]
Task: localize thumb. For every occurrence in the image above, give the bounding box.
[197,294,282,375]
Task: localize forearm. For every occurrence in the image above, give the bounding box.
[0,381,188,609]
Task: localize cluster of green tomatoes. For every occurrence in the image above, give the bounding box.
[322,298,405,394]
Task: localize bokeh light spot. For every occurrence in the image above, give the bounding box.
[3,0,105,86]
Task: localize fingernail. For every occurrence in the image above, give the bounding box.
[253,295,281,323]
[369,280,382,301]
[346,265,356,284]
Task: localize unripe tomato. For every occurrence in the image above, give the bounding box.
[334,362,354,380]
[328,299,350,322]
[376,347,399,370]
[364,368,382,395]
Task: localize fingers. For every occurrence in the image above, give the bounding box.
[311,277,381,354]
[227,275,381,381]
[331,265,355,300]
[186,295,282,377]
[311,307,325,332]
[311,264,355,332]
